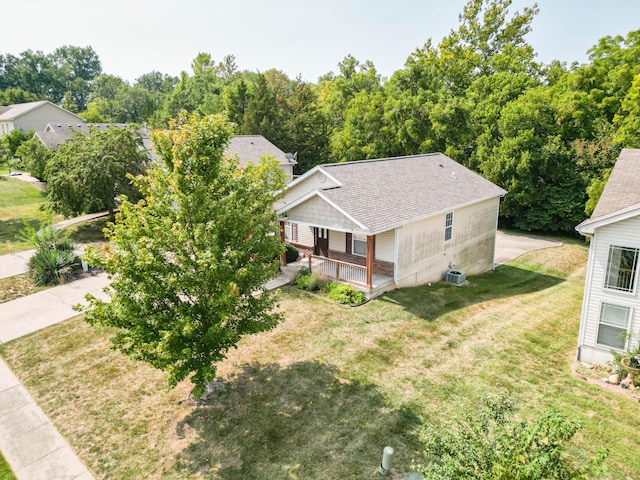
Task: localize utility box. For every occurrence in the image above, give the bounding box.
[446,270,466,285]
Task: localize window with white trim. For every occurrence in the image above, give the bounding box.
[284,221,298,243]
[444,212,453,241]
[597,303,631,349]
[604,245,639,293]
[352,234,367,256]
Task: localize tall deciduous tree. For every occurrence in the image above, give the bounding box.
[15,137,52,180]
[46,126,149,219]
[81,113,286,396]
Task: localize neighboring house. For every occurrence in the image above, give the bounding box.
[576,148,640,365]
[0,101,84,136]
[34,122,156,160]
[275,153,507,297]
[226,135,297,180]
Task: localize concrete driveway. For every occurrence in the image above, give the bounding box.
[494,230,563,266]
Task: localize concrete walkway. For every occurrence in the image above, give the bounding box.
[0,250,34,279]
[0,360,94,480]
[0,273,109,479]
[0,272,110,344]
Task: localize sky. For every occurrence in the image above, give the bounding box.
[2,0,640,84]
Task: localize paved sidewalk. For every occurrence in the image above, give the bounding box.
[0,360,94,480]
[0,273,109,344]
[0,250,34,279]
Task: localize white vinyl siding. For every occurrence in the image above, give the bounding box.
[396,198,499,287]
[577,216,640,365]
[375,230,395,262]
[329,230,346,253]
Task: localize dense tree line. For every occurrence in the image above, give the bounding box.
[2,0,639,233]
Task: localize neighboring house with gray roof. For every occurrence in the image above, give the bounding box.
[226,135,297,180]
[576,148,640,365]
[0,101,84,136]
[34,122,157,160]
[275,153,507,297]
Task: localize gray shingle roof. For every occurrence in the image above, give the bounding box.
[225,135,296,167]
[294,153,506,234]
[0,101,49,120]
[578,149,640,229]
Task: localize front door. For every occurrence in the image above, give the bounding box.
[314,228,329,257]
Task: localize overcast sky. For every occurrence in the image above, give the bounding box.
[2,0,639,83]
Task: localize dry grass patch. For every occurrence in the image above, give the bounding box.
[2,240,640,479]
[0,274,48,303]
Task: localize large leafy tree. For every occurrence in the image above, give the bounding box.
[81,113,286,396]
[14,137,52,180]
[46,126,149,219]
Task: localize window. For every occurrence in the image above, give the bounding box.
[604,245,639,292]
[444,212,453,241]
[353,234,367,256]
[284,222,298,243]
[597,303,631,349]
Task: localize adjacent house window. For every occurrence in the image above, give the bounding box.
[284,222,298,243]
[444,212,453,241]
[604,245,639,292]
[353,234,367,256]
[597,303,631,349]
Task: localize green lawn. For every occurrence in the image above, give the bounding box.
[1,241,638,479]
[0,451,16,480]
[0,177,48,254]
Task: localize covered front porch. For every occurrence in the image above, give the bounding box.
[280,221,395,297]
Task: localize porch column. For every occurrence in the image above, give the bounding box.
[279,220,287,267]
[366,235,373,289]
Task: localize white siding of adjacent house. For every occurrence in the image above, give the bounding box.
[285,195,361,232]
[330,230,346,253]
[396,197,499,288]
[275,170,339,211]
[0,122,14,135]
[14,104,82,133]
[375,229,395,263]
[297,225,314,247]
[577,215,640,365]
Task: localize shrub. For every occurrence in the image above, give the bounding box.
[324,282,367,305]
[19,222,75,252]
[295,272,320,291]
[28,248,79,286]
[413,395,608,479]
[285,243,299,263]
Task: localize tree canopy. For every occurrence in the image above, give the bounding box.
[81,113,287,396]
[45,125,149,218]
[3,0,640,232]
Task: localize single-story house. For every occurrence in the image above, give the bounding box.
[0,101,84,136]
[226,135,297,181]
[576,148,640,365]
[276,153,507,297]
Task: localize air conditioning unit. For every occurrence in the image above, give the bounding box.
[446,270,466,285]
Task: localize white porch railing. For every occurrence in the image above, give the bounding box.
[310,255,368,287]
